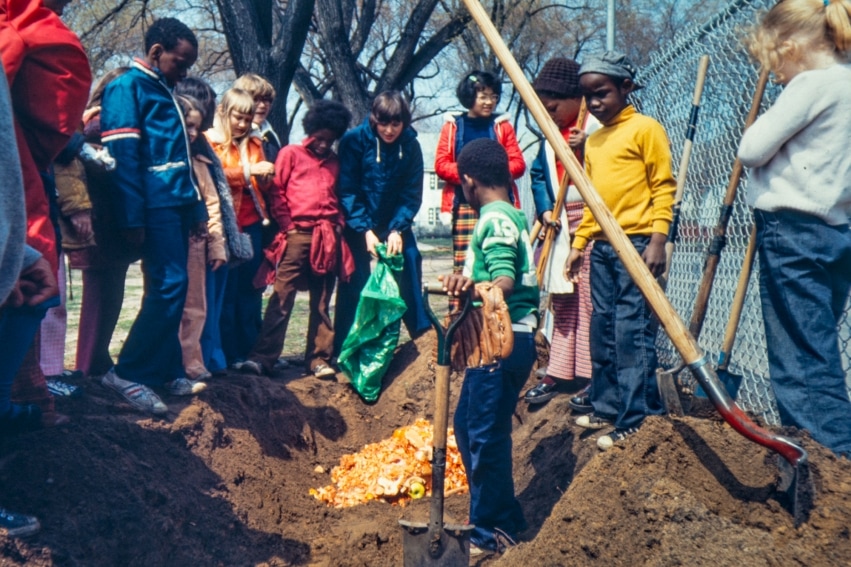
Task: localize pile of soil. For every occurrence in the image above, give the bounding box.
[1,332,849,566]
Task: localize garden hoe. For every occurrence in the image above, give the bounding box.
[398,285,473,566]
[461,0,812,526]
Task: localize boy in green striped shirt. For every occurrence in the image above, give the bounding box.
[440,138,539,555]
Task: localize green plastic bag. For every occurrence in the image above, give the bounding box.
[338,244,407,402]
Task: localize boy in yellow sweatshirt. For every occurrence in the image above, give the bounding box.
[565,52,675,450]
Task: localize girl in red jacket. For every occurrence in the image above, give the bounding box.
[434,70,526,282]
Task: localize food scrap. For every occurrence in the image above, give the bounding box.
[309,419,468,507]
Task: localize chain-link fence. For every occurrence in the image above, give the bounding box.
[631,0,850,424]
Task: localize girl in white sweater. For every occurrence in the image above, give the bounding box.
[738,0,851,457]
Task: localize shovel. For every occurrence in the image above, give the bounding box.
[695,226,756,400]
[461,0,812,526]
[398,285,474,566]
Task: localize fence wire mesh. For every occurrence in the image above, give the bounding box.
[632,0,851,424]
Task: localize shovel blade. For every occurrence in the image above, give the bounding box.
[656,368,684,417]
[777,455,814,526]
[695,369,742,400]
[399,520,474,567]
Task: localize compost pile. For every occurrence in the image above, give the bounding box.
[1,332,850,566]
[310,418,467,508]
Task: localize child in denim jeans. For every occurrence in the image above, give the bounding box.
[738,0,851,457]
[565,52,675,450]
[440,138,539,555]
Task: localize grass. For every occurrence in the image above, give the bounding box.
[62,247,453,370]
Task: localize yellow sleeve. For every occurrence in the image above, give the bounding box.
[642,122,676,235]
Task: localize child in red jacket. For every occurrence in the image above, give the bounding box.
[241,100,351,378]
[434,70,526,282]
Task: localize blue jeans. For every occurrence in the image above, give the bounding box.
[200,262,228,373]
[221,222,264,364]
[454,331,534,549]
[334,228,430,354]
[115,206,192,386]
[755,209,851,456]
[588,237,664,430]
[0,296,59,413]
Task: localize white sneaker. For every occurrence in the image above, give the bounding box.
[597,427,640,451]
[575,414,613,430]
[166,378,207,396]
[101,369,168,415]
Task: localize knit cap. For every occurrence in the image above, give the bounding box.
[579,51,644,89]
[532,58,581,99]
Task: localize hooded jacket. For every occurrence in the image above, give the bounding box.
[434,112,525,213]
[337,119,424,235]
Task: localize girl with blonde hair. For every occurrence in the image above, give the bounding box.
[738,0,851,456]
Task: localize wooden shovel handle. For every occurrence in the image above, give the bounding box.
[662,55,710,285]
[717,226,757,369]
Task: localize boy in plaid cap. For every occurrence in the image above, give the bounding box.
[565,52,675,450]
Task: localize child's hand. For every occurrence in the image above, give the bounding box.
[540,211,561,240]
[438,273,474,298]
[565,248,584,283]
[70,210,93,241]
[209,259,226,271]
[568,127,586,149]
[642,233,668,278]
[365,230,380,255]
[251,161,275,177]
[386,230,403,256]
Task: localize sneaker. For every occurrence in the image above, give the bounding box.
[165,378,207,396]
[230,360,245,371]
[575,414,613,430]
[523,381,558,404]
[239,360,264,376]
[46,379,83,398]
[273,358,290,371]
[313,363,336,379]
[0,507,40,537]
[597,427,640,451]
[493,527,518,553]
[101,369,168,415]
[469,543,488,557]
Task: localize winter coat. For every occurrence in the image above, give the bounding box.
[434,112,525,213]
[1,0,92,273]
[101,59,206,229]
[337,119,424,235]
[206,118,270,229]
[192,154,227,263]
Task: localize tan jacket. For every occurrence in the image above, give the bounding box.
[193,154,227,262]
[55,158,95,250]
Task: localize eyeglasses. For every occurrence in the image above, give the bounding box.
[475,93,500,103]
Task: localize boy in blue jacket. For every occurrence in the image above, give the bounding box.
[100,17,208,415]
[335,91,430,352]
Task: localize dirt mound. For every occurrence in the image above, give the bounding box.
[499,416,851,567]
[1,331,850,566]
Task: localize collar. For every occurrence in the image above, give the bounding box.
[604,104,636,126]
[132,58,169,88]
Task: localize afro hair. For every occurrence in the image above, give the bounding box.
[457,138,511,190]
[302,99,352,138]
